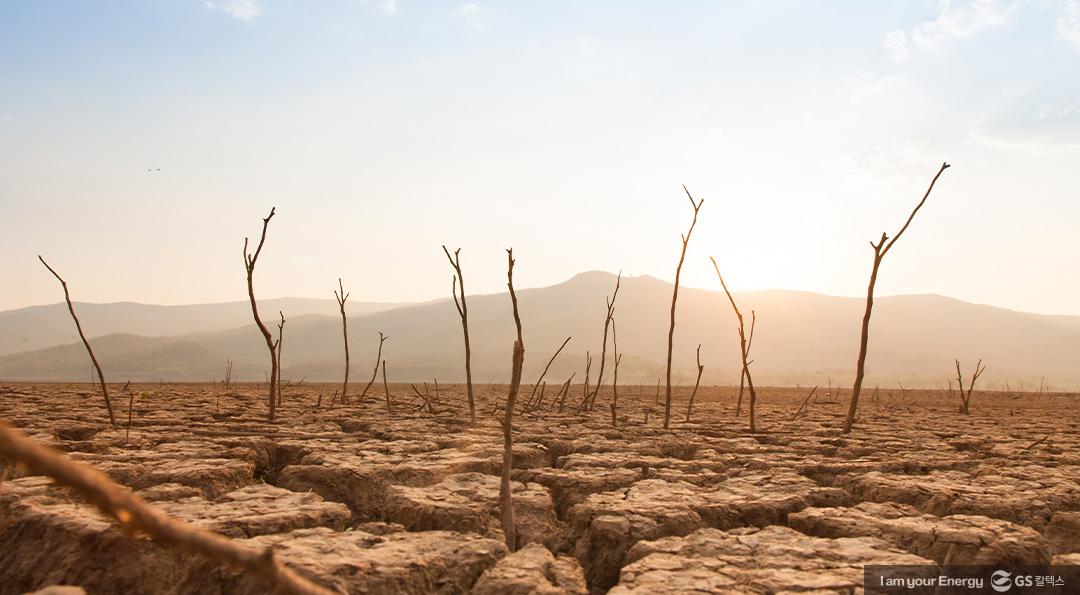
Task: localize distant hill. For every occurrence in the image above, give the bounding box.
[2,271,1078,389]
[0,298,402,356]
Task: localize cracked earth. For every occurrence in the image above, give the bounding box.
[1,383,1077,594]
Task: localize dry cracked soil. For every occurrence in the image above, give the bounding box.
[1,382,1078,594]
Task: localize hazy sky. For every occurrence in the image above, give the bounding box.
[2,0,1078,315]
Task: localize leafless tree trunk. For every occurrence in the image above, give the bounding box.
[710,257,759,433]
[223,359,233,390]
[955,358,986,414]
[588,273,621,410]
[442,246,476,423]
[735,312,755,416]
[524,336,571,412]
[0,421,333,595]
[359,332,388,400]
[410,383,435,414]
[576,352,592,414]
[556,373,574,413]
[500,248,525,551]
[37,256,117,426]
[685,344,704,423]
[334,279,350,404]
[242,207,279,421]
[126,389,136,443]
[276,311,285,408]
[382,360,391,414]
[530,382,547,414]
[610,319,622,429]
[664,186,703,429]
[843,163,950,434]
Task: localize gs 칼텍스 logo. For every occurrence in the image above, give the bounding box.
[991,570,1012,592]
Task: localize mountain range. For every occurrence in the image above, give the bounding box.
[1,271,1077,390]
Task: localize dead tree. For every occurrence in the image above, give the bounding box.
[710,257,759,433]
[223,359,234,390]
[126,390,137,443]
[242,207,279,421]
[334,279,350,404]
[556,373,574,413]
[587,273,621,410]
[531,382,547,414]
[576,352,592,414]
[843,163,950,434]
[276,311,285,408]
[954,358,986,414]
[443,246,476,423]
[734,313,756,416]
[610,319,622,429]
[524,336,571,412]
[410,384,435,414]
[664,186,703,429]
[359,332,388,400]
[0,420,333,595]
[382,360,391,414]
[38,256,116,426]
[500,248,525,551]
[685,344,704,423]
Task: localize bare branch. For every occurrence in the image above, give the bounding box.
[881,163,950,257]
[525,336,571,412]
[359,332,388,400]
[241,208,279,421]
[0,420,333,595]
[664,187,703,429]
[501,248,525,551]
[843,163,949,434]
[38,256,116,426]
[442,245,474,422]
[334,278,350,404]
[710,256,758,432]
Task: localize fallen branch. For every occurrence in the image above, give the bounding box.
[791,386,819,420]
[1025,435,1050,450]
[0,420,333,595]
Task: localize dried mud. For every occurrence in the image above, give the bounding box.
[0,382,1077,594]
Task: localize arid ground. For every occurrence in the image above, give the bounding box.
[1,383,1078,594]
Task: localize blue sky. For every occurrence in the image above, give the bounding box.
[1,0,1079,314]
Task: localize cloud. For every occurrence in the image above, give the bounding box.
[453,3,479,16]
[204,0,261,21]
[911,0,1015,47]
[1059,0,1080,49]
[970,105,1080,151]
[377,0,397,15]
[883,0,1014,62]
[452,3,484,31]
[883,30,911,63]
